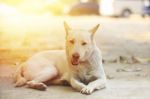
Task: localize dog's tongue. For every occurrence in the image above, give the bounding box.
[71,59,79,65]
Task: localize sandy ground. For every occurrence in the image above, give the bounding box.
[0,63,150,99]
[0,16,150,99]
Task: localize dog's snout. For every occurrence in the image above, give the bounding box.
[72,53,80,59]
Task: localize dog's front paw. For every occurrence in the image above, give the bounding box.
[80,86,94,95]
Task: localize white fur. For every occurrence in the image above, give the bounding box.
[14,22,106,94]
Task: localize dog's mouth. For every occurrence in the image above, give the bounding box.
[71,58,79,65]
[71,59,86,65]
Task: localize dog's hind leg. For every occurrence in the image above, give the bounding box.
[49,73,70,86]
[14,63,27,87]
[27,66,58,91]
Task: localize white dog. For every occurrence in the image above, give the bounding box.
[13,22,106,94]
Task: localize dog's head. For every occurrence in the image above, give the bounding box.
[64,22,100,66]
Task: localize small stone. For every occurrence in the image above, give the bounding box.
[116,68,125,72]
[135,73,141,77]
[135,68,142,72]
[107,75,114,79]
[116,68,142,72]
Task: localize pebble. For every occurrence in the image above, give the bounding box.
[116,67,142,72]
[107,75,114,79]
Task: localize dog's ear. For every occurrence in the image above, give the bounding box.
[89,24,100,36]
[64,21,71,35]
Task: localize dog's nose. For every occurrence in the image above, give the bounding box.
[72,53,80,59]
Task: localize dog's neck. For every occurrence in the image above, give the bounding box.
[88,45,102,67]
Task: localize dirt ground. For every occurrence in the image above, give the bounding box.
[0,16,150,99]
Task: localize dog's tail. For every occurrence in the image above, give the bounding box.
[13,63,27,87]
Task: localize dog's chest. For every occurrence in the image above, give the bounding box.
[77,65,99,85]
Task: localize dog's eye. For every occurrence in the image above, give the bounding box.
[69,39,74,44]
[82,42,87,46]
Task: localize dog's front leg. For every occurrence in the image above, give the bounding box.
[70,77,86,92]
[81,78,106,94]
